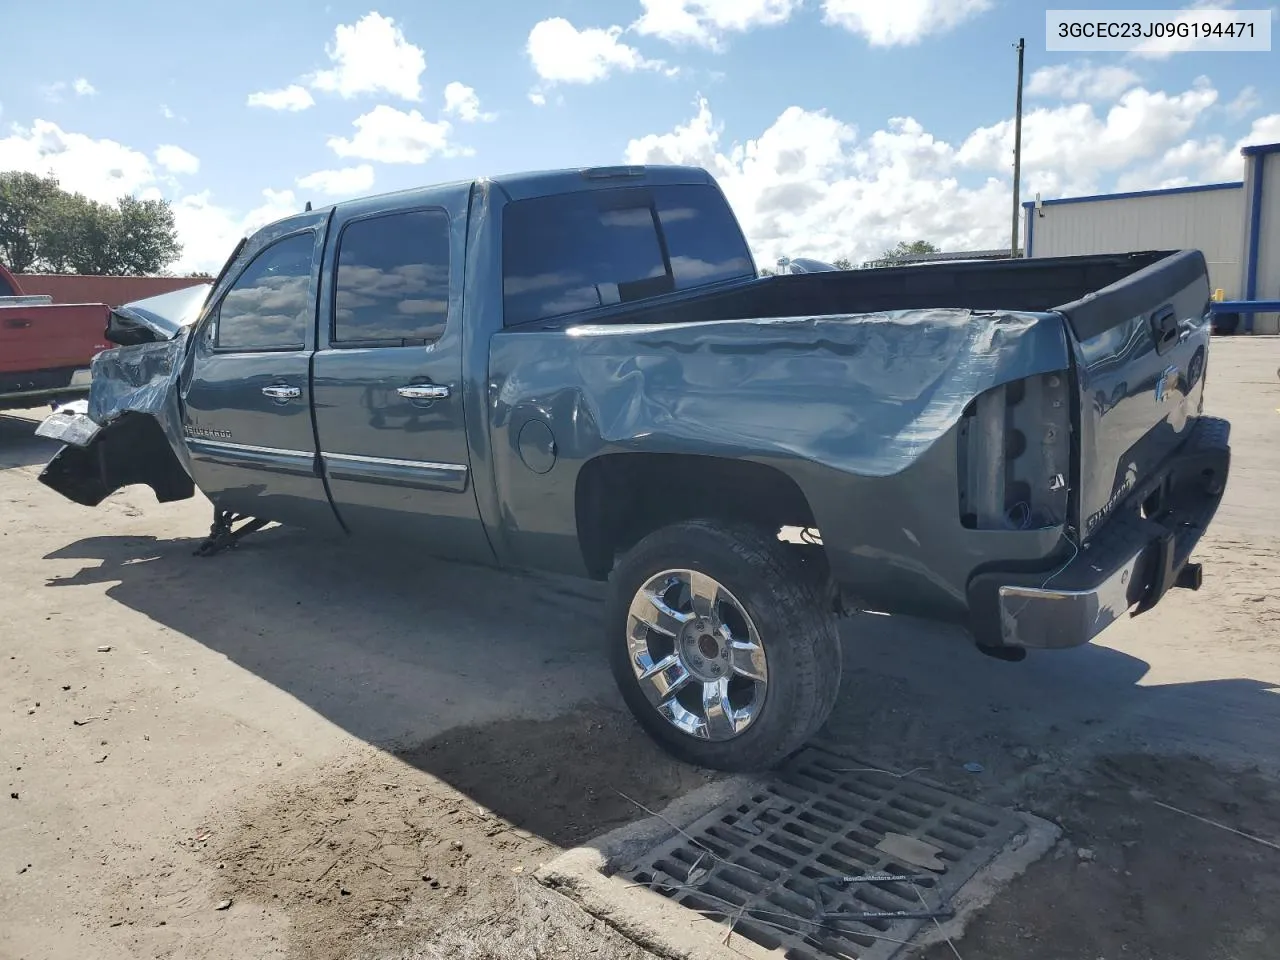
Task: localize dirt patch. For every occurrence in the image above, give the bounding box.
[1192,535,1280,651]
[188,704,711,960]
[394,704,713,849]
[924,753,1280,960]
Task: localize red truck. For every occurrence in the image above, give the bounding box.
[0,263,117,412]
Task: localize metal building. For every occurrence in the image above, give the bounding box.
[1241,142,1280,333]
[1024,140,1280,335]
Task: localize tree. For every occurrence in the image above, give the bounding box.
[0,172,62,273]
[0,171,182,275]
[832,257,853,270]
[113,196,182,275]
[35,191,115,274]
[878,240,940,264]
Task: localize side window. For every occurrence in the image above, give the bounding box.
[215,232,315,351]
[502,189,668,327]
[652,185,755,289]
[333,209,451,345]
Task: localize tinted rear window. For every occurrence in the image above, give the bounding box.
[654,186,755,289]
[502,183,753,326]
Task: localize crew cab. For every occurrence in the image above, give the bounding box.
[34,165,1230,771]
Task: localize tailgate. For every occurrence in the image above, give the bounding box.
[0,303,111,375]
[1057,250,1212,541]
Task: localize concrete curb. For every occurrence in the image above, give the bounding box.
[536,775,771,960]
[910,811,1062,952]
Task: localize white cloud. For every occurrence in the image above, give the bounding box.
[625,97,1009,266]
[820,0,993,45]
[443,82,496,123]
[160,104,176,120]
[631,0,801,49]
[296,164,375,196]
[310,12,425,101]
[1027,61,1142,101]
[327,105,469,164]
[526,17,665,84]
[155,144,200,176]
[0,119,156,203]
[623,80,1246,267]
[0,116,306,274]
[172,188,301,273]
[247,84,315,112]
[958,81,1219,197]
[1226,86,1261,120]
[1115,113,1280,190]
[73,78,97,97]
[1239,114,1280,151]
[528,90,548,107]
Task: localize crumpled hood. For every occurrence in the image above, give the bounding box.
[106,282,211,345]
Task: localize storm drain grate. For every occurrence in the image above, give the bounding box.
[618,748,1025,959]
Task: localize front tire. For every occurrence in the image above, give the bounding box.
[605,520,842,772]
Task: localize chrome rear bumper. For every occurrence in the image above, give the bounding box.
[969,416,1230,650]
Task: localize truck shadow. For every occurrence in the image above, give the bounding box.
[42,529,1280,848]
[0,412,59,470]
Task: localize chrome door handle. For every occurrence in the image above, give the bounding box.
[397,384,450,400]
[262,384,301,400]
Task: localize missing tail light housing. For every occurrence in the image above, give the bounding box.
[957,371,1072,530]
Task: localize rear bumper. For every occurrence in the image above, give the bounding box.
[968,416,1230,650]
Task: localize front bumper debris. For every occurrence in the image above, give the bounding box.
[968,416,1230,650]
[35,337,196,508]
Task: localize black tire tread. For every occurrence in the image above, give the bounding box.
[605,520,842,772]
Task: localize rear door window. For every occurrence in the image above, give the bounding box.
[501,183,753,327]
[332,208,451,345]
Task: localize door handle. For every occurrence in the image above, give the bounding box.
[396,384,450,400]
[262,384,301,400]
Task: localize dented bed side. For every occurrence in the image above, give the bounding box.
[484,307,1073,620]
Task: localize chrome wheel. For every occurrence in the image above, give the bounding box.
[625,569,769,741]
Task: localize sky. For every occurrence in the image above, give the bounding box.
[1,0,1277,273]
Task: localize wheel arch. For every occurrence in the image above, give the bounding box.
[574,451,822,580]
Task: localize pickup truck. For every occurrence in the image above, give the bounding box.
[0,264,111,412]
[34,165,1231,772]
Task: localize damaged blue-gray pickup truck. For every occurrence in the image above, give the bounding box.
[35,165,1230,772]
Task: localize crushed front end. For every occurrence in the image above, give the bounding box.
[35,285,209,508]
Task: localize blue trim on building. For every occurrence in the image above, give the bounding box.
[1244,153,1267,332]
[1211,300,1280,314]
[1241,141,1280,157]
[1021,181,1242,208]
[1026,203,1035,258]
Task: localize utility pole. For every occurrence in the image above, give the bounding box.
[1011,37,1025,257]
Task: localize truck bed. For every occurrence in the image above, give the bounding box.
[501,247,1212,583]
[583,250,1184,335]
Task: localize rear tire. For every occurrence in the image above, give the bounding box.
[605,520,842,772]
